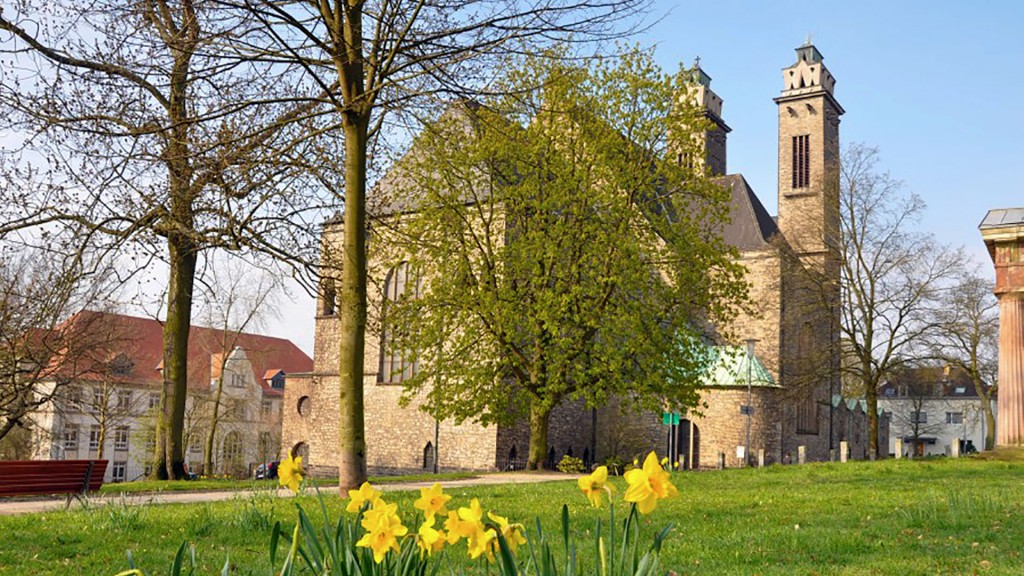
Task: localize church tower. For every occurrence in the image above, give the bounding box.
[775,41,843,258]
[774,41,845,458]
[688,60,731,176]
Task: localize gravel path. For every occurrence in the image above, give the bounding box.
[0,471,573,516]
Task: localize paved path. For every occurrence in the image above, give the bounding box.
[0,471,573,516]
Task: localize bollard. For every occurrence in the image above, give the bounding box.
[718,452,725,470]
[951,441,961,459]
[797,445,806,465]
[840,441,849,463]
[895,438,903,459]
[757,449,765,468]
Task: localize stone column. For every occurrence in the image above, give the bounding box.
[980,210,1024,448]
[998,295,1024,445]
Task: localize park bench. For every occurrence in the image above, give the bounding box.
[0,459,108,508]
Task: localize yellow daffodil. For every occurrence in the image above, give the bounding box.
[467,527,497,561]
[277,454,304,493]
[356,500,408,563]
[416,514,446,557]
[623,452,679,514]
[413,482,451,518]
[577,465,613,508]
[444,510,464,545]
[660,456,669,466]
[487,511,527,555]
[346,481,382,513]
[456,498,486,538]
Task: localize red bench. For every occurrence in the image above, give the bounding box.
[0,459,108,508]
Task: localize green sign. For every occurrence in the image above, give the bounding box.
[662,412,681,426]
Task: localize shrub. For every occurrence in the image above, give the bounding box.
[556,455,585,474]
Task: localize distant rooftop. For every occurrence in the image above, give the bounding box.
[979,207,1024,230]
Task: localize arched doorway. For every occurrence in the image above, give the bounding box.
[423,442,434,470]
[291,441,310,471]
[678,420,700,470]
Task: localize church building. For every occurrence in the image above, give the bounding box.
[282,42,886,474]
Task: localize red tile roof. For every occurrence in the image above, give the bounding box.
[55,310,312,395]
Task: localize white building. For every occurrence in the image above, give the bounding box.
[878,367,996,458]
[27,311,311,482]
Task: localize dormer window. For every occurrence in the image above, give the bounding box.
[109,353,134,376]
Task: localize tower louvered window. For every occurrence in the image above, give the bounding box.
[792,135,810,189]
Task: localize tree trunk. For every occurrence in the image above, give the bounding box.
[527,400,552,470]
[159,239,197,480]
[336,112,369,492]
[982,399,996,451]
[203,376,225,476]
[864,359,879,460]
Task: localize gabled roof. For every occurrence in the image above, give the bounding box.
[877,366,991,399]
[50,311,312,395]
[714,174,780,251]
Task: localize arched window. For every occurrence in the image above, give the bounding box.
[379,262,420,383]
[222,431,244,475]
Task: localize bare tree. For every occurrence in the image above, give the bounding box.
[929,270,998,449]
[838,144,964,459]
[236,0,653,490]
[194,255,281,475]
[0,244,120,445]
[0,2,329,478]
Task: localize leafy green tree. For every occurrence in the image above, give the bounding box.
[376,51,747,469]
[241,0,653,488]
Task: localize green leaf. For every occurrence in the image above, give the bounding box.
[269,520,282,567]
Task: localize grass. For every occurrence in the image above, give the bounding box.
[2,456,1024,575]
[97,471,478,494]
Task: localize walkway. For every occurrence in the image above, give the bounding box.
[0,471,571,516]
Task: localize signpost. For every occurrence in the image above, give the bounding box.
[662,412,680,466]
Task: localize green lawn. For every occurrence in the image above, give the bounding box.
[2,456,1022,575]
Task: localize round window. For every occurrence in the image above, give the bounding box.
[297,395,311,416]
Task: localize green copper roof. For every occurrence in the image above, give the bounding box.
[831,394,887,417]
[699,345,779,388]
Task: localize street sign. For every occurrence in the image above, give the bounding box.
[662,412,681,425]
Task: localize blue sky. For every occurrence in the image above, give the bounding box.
[639,1,1023,268]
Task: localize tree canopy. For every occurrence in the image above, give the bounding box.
[374,50,748,469]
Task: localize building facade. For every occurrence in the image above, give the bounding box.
[878,367,995,457]
[283,42,884,475]
[26,311,312,482]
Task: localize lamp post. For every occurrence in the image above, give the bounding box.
[744,339,758,467]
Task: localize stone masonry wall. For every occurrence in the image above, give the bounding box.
[695,388,781,468]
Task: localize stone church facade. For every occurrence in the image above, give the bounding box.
[282,42,885,475]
